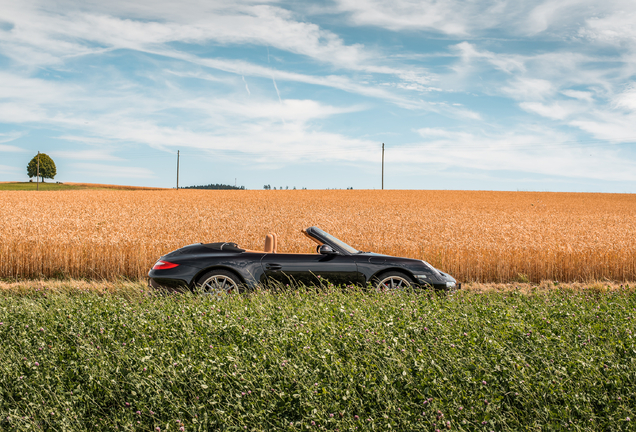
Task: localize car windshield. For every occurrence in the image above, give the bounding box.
[313,228,359,254]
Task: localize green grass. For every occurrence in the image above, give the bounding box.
[0,285,634,431]
[0,182,84,191]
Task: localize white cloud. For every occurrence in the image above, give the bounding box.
[408,127,636,182]
[519,102,575,120]
[0,164,22,174]
[0,131,25,145]
[0,144,26,152]
[49,149,124,161]
[71,163,156,178]
[613,85,636,111]
[334,0,503,35]
[579,4,636,46]
[561,89,594,102]
[502,78,554,101]
[1,0,635,189]
[0,0,435,95]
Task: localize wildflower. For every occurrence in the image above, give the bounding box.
[156,428,161,431]
[34,362,39,366]
[311,421,316,425]
[330,414,334,418]
[125,402,130,406]
[482,381,487,385]
[136,411,141,415]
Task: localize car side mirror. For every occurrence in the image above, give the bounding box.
[318,244,338,255]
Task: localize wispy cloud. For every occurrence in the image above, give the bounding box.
[0,131,25,145]
[49,149,124,161]
[71,163,155,178]
[0,0,635,190]
[0,144,27,152]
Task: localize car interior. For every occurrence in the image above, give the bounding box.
[252,230,325,254]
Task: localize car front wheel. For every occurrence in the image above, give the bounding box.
[372,272,413,292]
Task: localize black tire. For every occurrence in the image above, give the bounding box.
[371,271,414,292]
[195,269,243,297]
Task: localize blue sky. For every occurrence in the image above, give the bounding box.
[1,0,635,191]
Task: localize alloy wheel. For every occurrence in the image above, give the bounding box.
[376,275,412,291]
[200,275,239,298]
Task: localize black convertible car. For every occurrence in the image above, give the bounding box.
[148,226,459,295]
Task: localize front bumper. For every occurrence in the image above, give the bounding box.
[415,274,461,291]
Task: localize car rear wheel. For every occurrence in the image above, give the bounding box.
[196,270,242,298]
[373,272,413,292]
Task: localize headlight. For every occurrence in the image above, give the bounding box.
[446,281,456,288]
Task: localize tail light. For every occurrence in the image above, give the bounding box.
[152,260,179,270]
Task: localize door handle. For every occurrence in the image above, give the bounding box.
[266,264,282,271]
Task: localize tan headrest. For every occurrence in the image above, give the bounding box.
[264,233,278,253]
[264,234,274,253]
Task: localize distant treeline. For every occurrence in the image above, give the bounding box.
[183,184,246,190]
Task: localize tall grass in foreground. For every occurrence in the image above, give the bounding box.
[0,284,635,431]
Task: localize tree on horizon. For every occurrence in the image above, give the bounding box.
[27,153,57,182]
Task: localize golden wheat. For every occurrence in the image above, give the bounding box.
[1,189,635,282]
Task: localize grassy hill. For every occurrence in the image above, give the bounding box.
[0,182,164,191]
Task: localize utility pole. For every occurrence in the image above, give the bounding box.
[36,151,40,191]
[176,150,180,190]
[381,143,384,190]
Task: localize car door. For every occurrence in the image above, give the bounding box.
[261,253,362,287]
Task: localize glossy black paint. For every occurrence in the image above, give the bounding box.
[148,227,459,291]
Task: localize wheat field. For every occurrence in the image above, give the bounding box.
[1,189,635,282]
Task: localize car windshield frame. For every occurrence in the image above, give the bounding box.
[311,227,359,255]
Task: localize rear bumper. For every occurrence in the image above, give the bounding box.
[148,277,190,292]
[148,263,201,291]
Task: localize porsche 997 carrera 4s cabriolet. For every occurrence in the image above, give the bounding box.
[148,226,459,295]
